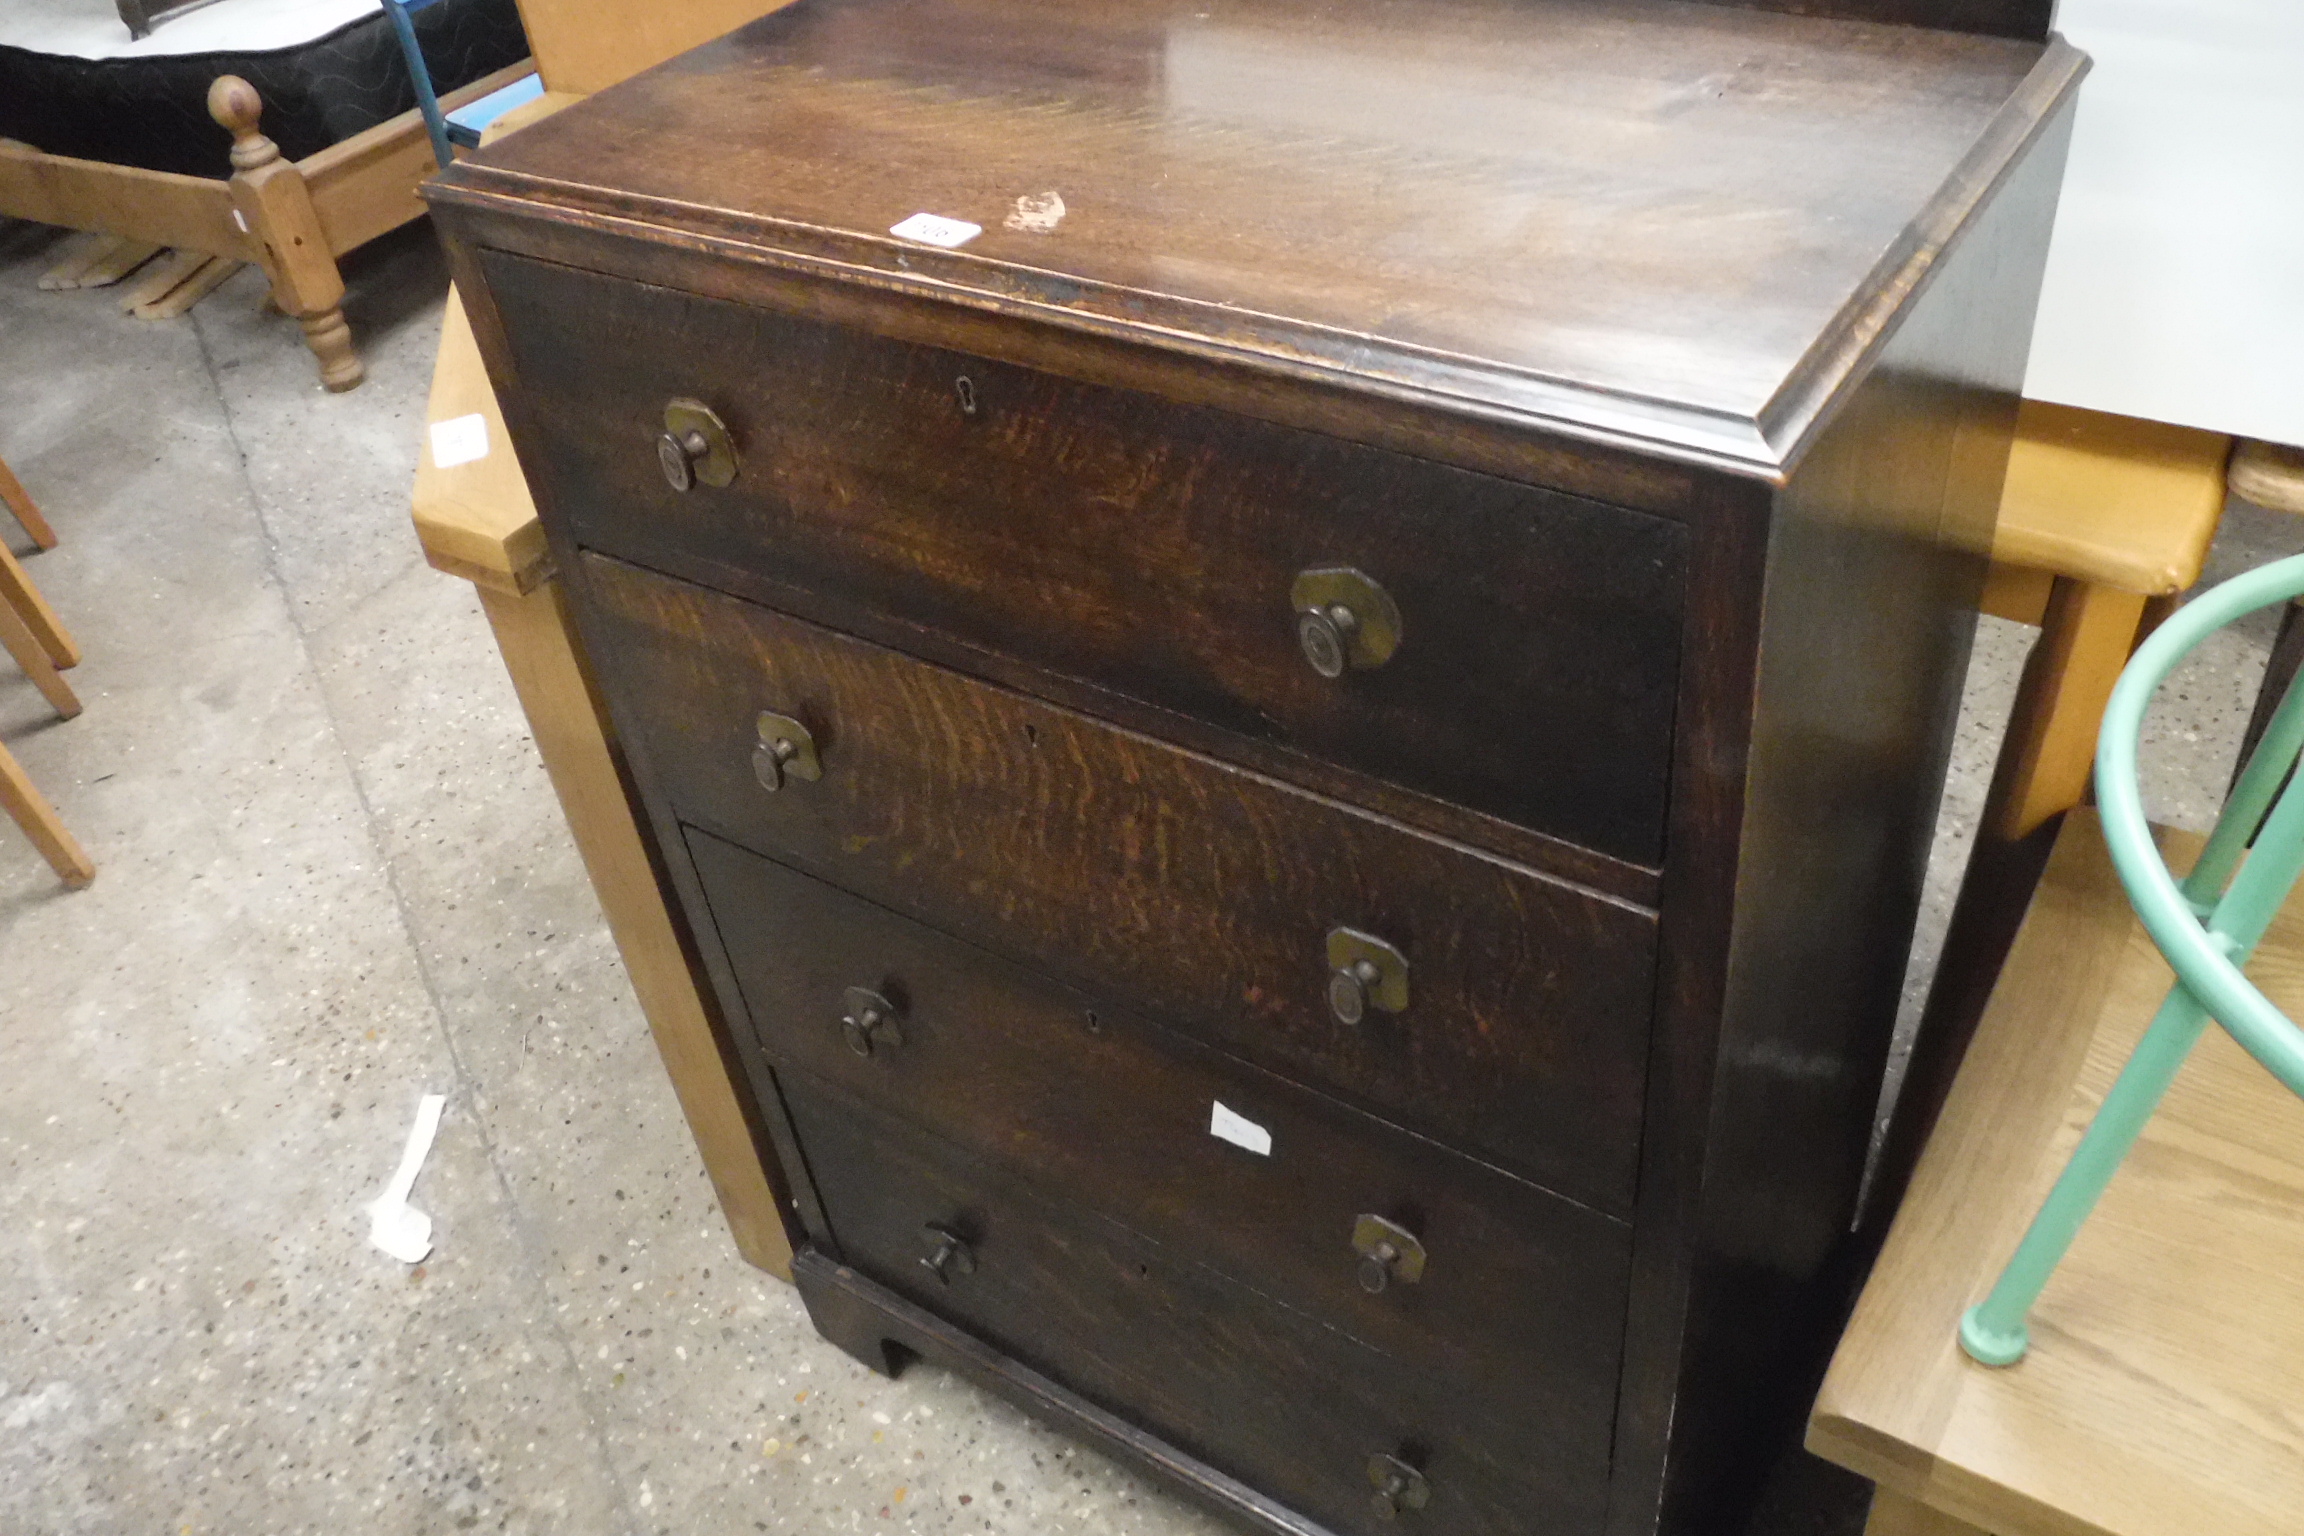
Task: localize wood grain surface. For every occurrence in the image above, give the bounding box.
[1811,811,2304,1536]
[486,251,1689,865]
[789,1076,1615,1536]
[690,828,1628,1440]
[423,2,2090,1528]
[431,0,2082,471]
[585,554,1658,1215]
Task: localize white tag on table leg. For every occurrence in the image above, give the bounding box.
[1209,1100,1272,1156]
[428,413,489,469]
[889,212,983,249]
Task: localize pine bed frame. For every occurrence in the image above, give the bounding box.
[0,60,530,391]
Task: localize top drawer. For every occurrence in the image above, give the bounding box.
[481,252,1689,866]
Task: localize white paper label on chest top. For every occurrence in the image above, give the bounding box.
[889,212,982,248]
[1209,1100,1272,1156]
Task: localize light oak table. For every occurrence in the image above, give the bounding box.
[412,271,792,1281]
[1810,808,2304,1536]
[404,0,813,1282]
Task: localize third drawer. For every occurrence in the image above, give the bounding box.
[586,552,1659,1214]
[689,820,1633,1410]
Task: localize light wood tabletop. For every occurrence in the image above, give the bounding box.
[1811,807,2304,1536]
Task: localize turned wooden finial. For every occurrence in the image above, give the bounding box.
[207,75,279,171]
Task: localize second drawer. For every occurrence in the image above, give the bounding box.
[587,555,1659,1212]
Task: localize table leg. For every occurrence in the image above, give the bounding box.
[476,577,794,1280]
[0,456,60,550]
[0,738,94,888]
[1987,576,2151,843]
[1866,1488,1992,1536]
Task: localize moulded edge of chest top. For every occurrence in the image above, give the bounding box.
[422,185,1785,531]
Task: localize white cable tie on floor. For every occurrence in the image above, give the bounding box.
[365,1093,446,1264]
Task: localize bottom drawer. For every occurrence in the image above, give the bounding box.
[785,1077,1613,1536]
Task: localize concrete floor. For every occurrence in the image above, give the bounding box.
[0,214,2294,1536]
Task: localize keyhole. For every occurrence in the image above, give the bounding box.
[955,376,979,416]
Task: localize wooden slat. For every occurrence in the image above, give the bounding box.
[0,143,256,262]
[115,246,214,311]
[304,61,537,256]
[1812,810,2304,1536]
[131,255,239,320]
[71,238,161,288]
[36,231,111,290]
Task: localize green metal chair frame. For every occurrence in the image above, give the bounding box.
[1960,551,2304,1366]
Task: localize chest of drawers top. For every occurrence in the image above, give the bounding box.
[430,0,2079,482]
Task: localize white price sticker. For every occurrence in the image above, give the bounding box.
[428,413,489,469]
[889,211,983,249]
[1209,1100,1272,1156]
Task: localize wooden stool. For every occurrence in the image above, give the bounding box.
[0,456,92,888]
[1808,809,2304,1536]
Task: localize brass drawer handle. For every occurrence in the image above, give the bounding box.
[920,1221,976,1284]
[752,711,822,792]
[1351,1213,1427,1294]
[1292,567,1401,679]
[1326,926,1408,1025]
[657,397,738,491]
[1367,1452,1430,1521]
[840,986,903,1057]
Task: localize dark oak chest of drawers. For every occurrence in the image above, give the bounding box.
[429,2,2084,1529]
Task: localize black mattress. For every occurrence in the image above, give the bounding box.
[0,0,528,179]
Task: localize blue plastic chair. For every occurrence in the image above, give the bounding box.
[380,0,544,170]
[1959,550,2304,1366]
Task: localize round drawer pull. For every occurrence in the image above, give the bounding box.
[1297,603,1359,680]
[752,711,822,793]
[920,1221,975,1284]
[1351,1213,1428,1294]
[657,426,710,491]
[1367,1453,1431,1521]
[840,986,903,1057]
[1329,958,1382,1025]
[656,397,738,491]
[1325,926,1409,1025]
[1290,567,1401,678]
